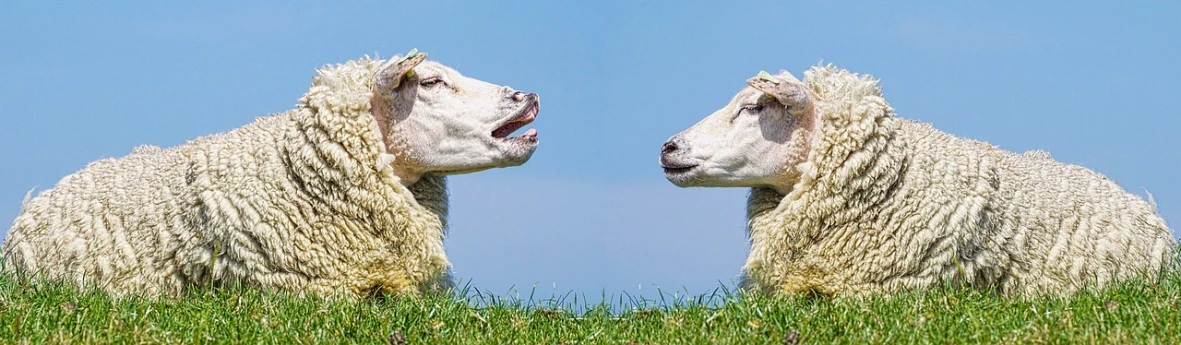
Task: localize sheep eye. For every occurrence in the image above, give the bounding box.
[419,77,445,87]
[730,103,765,123]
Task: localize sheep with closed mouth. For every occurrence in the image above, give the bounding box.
[3,51,543,297]
[660,66,1176,297]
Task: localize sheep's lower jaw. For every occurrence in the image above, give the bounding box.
[509,128,539,143]
[493,128,540,167]
[496,127,538,152]
[662,165,699,185]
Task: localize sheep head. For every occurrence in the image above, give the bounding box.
[372,52,540,185]
[659,70,817,194]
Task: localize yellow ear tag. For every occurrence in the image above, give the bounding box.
[398,48,420,78]
[397,48,419,64]
[757,70,780,84]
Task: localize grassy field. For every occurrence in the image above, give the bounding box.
[1,270,1179,344]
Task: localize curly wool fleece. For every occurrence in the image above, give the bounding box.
[741,65,1177,297]
[3,57,454,297]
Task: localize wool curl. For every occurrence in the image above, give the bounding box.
[3,56,454,297]
[741,65,1178,297]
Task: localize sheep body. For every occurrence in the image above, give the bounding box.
[3,58,453,296]
[741,66,1177,296]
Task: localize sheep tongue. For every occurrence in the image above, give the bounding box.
[492,121,524,138]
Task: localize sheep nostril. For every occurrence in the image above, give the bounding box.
[511,91,527,102]
[661,141,678,154]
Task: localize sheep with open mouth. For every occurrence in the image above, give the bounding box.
[661,66,1176,297]
[3,50,541,297]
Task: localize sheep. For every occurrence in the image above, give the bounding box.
[659,65,1177,297]
[2,51,543,297]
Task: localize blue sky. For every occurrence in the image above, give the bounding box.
[1,2,1178,301]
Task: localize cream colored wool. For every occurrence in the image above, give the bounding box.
[3,58,455,297]
[741,66,1177,297]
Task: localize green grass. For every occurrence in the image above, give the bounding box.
[1,271,1179,344]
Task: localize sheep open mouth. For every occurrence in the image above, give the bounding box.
[492,102,539,142]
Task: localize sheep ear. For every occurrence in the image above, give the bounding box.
[746,71,811,114]
[377,51,428,90]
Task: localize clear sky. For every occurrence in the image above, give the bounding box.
[2,2,1179,302]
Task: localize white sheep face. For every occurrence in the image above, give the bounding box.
[373,55,540,185]
[660,72,816,194]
